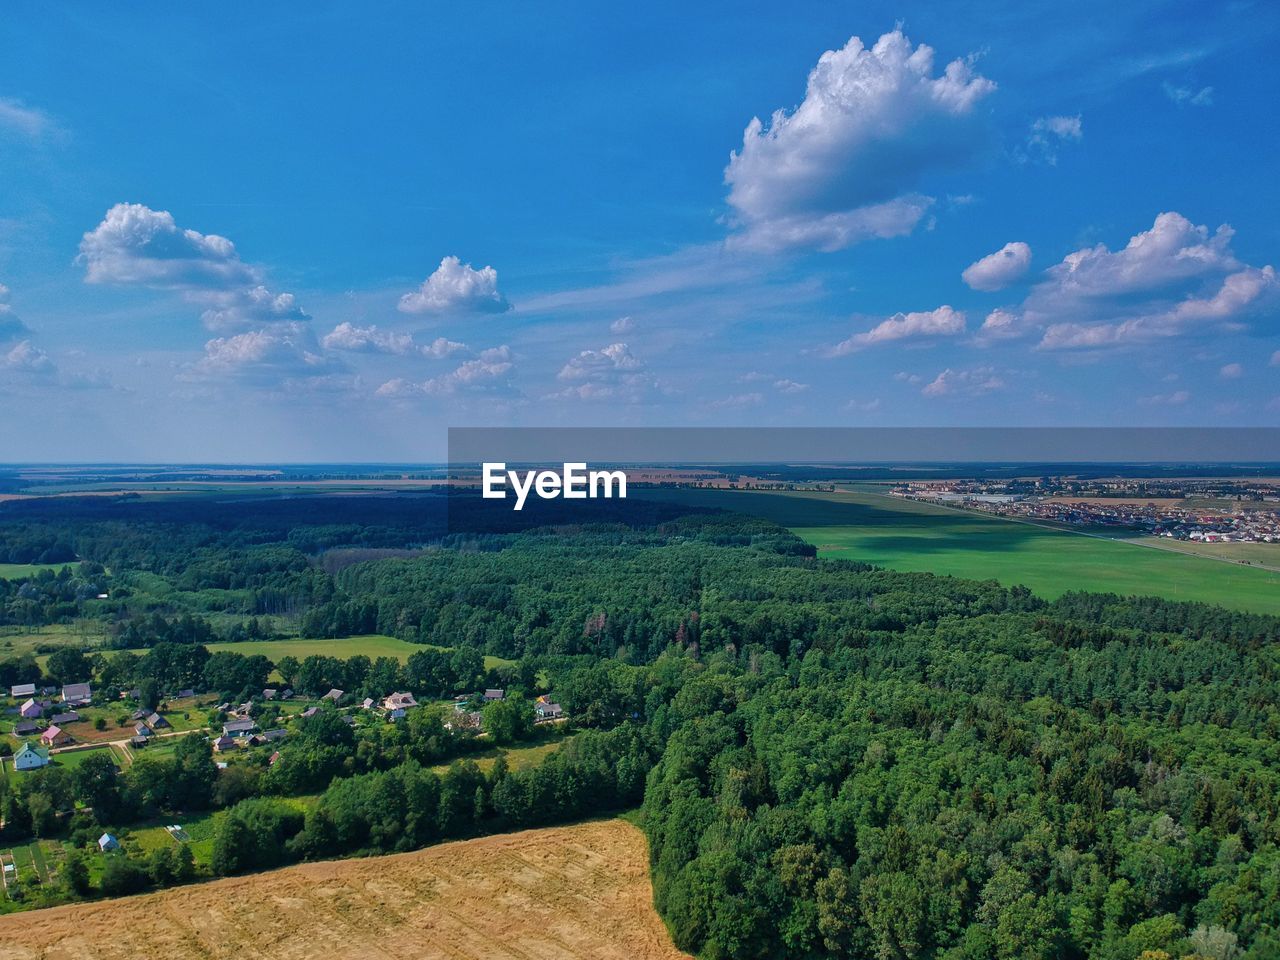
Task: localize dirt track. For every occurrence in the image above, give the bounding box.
[0,819,690,960]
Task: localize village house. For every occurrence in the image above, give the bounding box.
[10,683,35,699]
[361,697,375,710]
[19,698,44,719]
[281,688,294,699]
[135,722,152,738]
[535,701,564,721]
[213,735,237,752]
[176,688,196,699]
[147,712,169,728]
[13,742,49,771]
[61,683,92,706]
[13,719,39,736]
[51,711,80,725]
[269,750,281,765]
[382,692,418,712]
[323,688,344,702]
[300,706,319,718]
[223,718,258,738]
[484,688,505,702]
[262,688,277,700]
[129,735,148,749]
[131,708,149,721]
[41,724,72,747]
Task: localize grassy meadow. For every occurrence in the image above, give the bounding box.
[197,634,515,671]
[0,562,78,581]
[637,487,1280,614]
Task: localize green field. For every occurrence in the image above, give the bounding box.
[4,622,111,664]
[0,562,77,581]
[426,730,570,778]
[198,634,514,671]
[1128,534,1280,569]
[638,487,1280,614]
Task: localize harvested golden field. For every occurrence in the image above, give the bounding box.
[0,819,689,960]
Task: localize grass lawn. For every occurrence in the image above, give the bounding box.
[46,744,118,772]
[635,487,1280,615]
[0,562,78,581]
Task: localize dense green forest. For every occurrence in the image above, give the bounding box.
[0,492,1276,958]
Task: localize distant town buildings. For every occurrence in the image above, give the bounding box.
[892,477,1280,546]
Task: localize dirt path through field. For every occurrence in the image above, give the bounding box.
[0,819,689,960]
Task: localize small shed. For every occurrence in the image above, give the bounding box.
[98,833,120,852]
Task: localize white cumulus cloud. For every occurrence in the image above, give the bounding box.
[193,322,340,382]
[962,241,1031,291]
[723,28,995,253]
[921,366,1004,398]
[558,342,643,381]
[398,256,511,314]
[80,203,258,289]
[198,285,309,333]
[973,213,1276,350]
[553,342,660,402]
[825,305,966,356]
[422,336,467,359]
[322,322,416,356]
[377,346,514,398]
[3,340,55,375]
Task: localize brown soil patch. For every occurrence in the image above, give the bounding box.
[0,819,688,960]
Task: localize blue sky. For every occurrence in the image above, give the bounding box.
[0,0,1277,460]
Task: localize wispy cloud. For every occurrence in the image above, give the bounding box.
[1162,81,1214,107]
[824,306,966,357]
[0,96,59,142]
